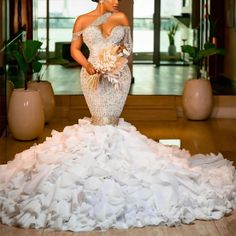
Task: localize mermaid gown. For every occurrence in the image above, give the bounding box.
[0,13,236,232]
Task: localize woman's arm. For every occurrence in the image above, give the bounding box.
[70,17,96,75]
[114,12,132,57]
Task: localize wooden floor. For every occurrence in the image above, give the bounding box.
[1,117,236,164]
[37,64,236,96]
[0,209,236,236]
[39,64,196,95]
[1,116,236,235]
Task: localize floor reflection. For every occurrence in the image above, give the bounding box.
[41,64,236,96]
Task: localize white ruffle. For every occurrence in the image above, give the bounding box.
[0,118,236,231]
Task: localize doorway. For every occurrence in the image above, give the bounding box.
[133,0,193,65]
[133,0,155,63]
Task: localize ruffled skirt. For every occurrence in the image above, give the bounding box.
[0,118,236,231]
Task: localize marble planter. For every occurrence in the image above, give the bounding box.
[8,89,45,140]
[28,81,55,123]
[182,79,213,120]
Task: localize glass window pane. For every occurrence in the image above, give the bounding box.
[37,0,46,50]
[37,0,96,52]
[161,0,182,17]
[160,0,182,53]
[49,0,96,51]
[133,0,154,53]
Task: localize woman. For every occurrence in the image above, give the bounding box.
[71,0,132,126]
[0,0,235,232]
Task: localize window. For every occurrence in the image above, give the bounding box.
[133,0,154,53]
[36,0,96,53]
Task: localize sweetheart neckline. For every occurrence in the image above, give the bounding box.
[96,25,124,39]
[83,25,126,40]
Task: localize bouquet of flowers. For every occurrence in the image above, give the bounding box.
[88,44,128,90]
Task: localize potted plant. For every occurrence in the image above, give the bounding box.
[181,42,224,120]
[9,40,43,89]
[11,39,55,123]
[167,23,178,56]
[7,40,45,140]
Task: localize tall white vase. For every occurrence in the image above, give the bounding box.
[28,81,55,123]
[8,89,45,140]
[182,79,213,120]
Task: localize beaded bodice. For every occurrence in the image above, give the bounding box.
[72,12,132,126]
[73,13,132,65]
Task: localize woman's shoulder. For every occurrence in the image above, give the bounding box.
[73,11,98,31]
[111,11,129,26]
[75,11,97,24]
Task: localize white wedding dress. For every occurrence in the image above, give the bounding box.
[0,13,236,232]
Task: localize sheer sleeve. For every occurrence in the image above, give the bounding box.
[122,26,132,57]
[72,31,83,41]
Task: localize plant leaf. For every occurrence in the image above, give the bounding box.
[23,40,42,63]
[198,48,224,59]
[181,45,198,59]
[181,43,224,66]
[32,60,42,73]
[12,50,28,74]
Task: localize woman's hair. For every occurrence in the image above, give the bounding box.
[91,0,99,2]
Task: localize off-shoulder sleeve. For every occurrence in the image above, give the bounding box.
[122,26,132,57]
[72,31,83,41]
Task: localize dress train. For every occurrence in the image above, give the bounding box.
[0,118,235,231]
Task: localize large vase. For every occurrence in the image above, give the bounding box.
[182,79,213,120]
[168,45,176,56]
[28,80,55,123]
[8,89,45,140]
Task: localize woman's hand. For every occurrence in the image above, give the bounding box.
[116,44,129,57]
[116,44,126,54]
[85,62,97,75]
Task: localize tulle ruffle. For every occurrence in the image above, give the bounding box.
[0,118,235,231]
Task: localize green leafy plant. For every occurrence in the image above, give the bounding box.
[168,23,178,46]
[9,40,43,89]
[181,42,224,78]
